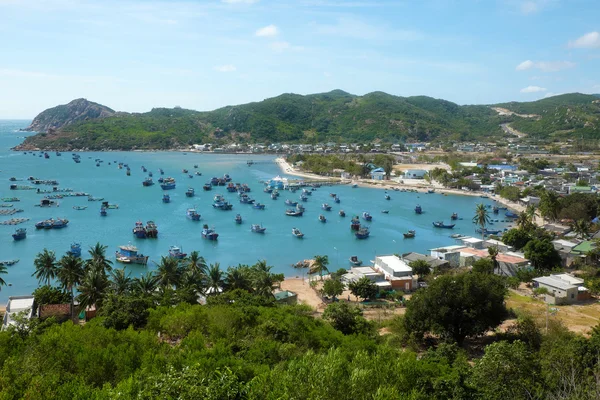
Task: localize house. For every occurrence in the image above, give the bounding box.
[370,167,386,180]
[373,255,416,291]
[533,274,590,304]
[403,169,427,179]
[274,290,298,305]
[458,247,530,276]
[2,296,35,330]
[342,267,392,291]
[401,252,450,272]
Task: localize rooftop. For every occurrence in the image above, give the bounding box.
[459,247,529,264]
[375,255,412,274]
[533,276,577,291]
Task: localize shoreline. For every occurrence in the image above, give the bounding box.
[276,157,530,220]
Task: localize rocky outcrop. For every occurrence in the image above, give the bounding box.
[24,98,115,133]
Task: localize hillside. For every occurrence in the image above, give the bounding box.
[16,90,600,150]
[24,98,115,133]
[494,93,600,139]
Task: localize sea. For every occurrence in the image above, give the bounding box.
[0,120,511,302]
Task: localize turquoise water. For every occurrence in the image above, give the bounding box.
[0,120,509,301]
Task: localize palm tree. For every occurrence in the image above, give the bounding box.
[57,254,84,318]
[252,269,276,299]
[573,219,591,240]
[206,263,224,295]
[32,249,58,286]
[153,257,183,288]
[184,251,208,277]
[488,246,500,275]
[472,204,490,239]
[310,255,330,280]
[225,265,251,291]
[77,267,109,311]
[132,272,159,297]
[0,264,7,290]
[86,242,113,275]
[516,211,532,231]
[110,268,132,295]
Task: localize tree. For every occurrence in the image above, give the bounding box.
[225,265,252,292]
[153,256,183,288]
[348,276,378,301]
[110,268,132,295]
[322,302,373,335]
[0,264,7,290]
[310,255,330,280]
[488,246,500,274]
[322,278,344,300]
[471,258,495,274]
[133,272,158,298]
[409,259,430,278]
[77,267,109,311]
[184,251,207,277]
[502,228,532,250]
[404,272,508,345]
[57,254,84,318]
[523,239,561,271]
[516,209,534,231]
[473,203,490,239]
[206,263,224,295]
[250,261,281,299]
[572,219,591,240]
[86,242,113,275]
[33,285,72,306]
[539,190,560,222]
[32,249,58,286]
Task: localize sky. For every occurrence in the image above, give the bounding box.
[0,0,599,118]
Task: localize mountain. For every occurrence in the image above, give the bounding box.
[16,90,600,150]
[24,98,115,133]
[494,93,600,139]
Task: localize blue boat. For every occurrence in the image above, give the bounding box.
[210,177,219,186]
[271,192,278,200]
[159,168,164,175]
[263,187,273,193]
[285,209,303,217]
[67,243,82,257]
[339,210,346,217]
[168,246,187,259]
[432,221,455,229]
[251,224,266,233]
[415,205,422,214]
[185,188,195,197]
[285,199,298,206]
[253,203,265,210]
[334,196,340,204]
[203,183,212,191]
[505,211,519,218]
[451,213,458,220]
[322,203,332,211]
[235,214,243,224]
[319,214,327,223]
[100,207,107,216]
[116,244,149,265]
[35,218,69,229]
[300,194,308,202]
[239,194,255,204]
[162,194,171,203]
[385,194,390,200]
[350,216,360,230]
[355,227,370,239]
[133,221,147,238]
[302,188,312,196]
[142,177,154,186]
[476,228,502,235]
[292,227,304,238]
[362,212,372,221]
[202,225,219,240]
[12,228,26,241]
[186,208,201,221]
[148,171,153,177]
[213,201,233,210]
[160,177,176,190]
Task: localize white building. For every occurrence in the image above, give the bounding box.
[533,274,589,305]
[2,296,35,330]
[373,255,416,291]
[403,169,427,179]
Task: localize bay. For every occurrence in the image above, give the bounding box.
[0,120,509,302]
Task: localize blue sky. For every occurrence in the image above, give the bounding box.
[0,0,599,118]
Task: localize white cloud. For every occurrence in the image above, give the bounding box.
[520,85,547,93]
[518,0,555,15]
[255,24,278,37]
[270,41,290,52]
[221,0,259,3]
[515,60,575,72]
[568,31,600,49]
[213,64,237,72]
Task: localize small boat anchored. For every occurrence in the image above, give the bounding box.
[235,214,243,224]
[362,212,372,221]
[432,221,455,229]
[12,228,26,241]
[201,225,219,240]
[168,246,187,259]
[116,244,149,265]
[403,230,416,238]
[319,214,327,223]
[292,227,304,238]
[355,227,370,239]
[349,255,362,266]
[186,208,201,221]
[251,224,266,233]
[321,203,332,211]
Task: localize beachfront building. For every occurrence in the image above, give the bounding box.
[429,244,529,276]
[2,295,35,330]
[532,274,590,305]
[373,255,416,291]
[342,267,392,291]
[403,169,427,179]
[370,167,386,180]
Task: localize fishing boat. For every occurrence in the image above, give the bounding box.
[285,209,303,217]
[149,171,153,177]
[186,208,201,221]
[185,188,195,197]
[87,196,104,202]
[362,212,372,221]
[162,194,171,203]
[142,177,154,186]
[415,205,422,214]
[319,214,327,223]
[213,201,233,210]
[168,245,187,259]
[142,166,147,172]
[300,193,308,202]
[492,206,499,214]
[334,196,340,204]
[285,199,298,206]
[403,230,416,238]
[133,221,147,238]
[339,210,346,217]
[350,216,361,230]
[73,206,87,210]
[214,194,225,203]
[159,168,164,175]
[480,194,489,198]
[296,203,305,212]
[476,228,502,235]
[160,177,176,190]
[194,164,198,169]
[253,203,265,210]
[203,183,212,191]
[251,224,266,233]
[100,207,107,216]
[321,203,332,211]
[227,183,237,193]
[451,212,458,220]
[12,228,26,241]
[239,194,255,204]
[1,197,19,202]
[182,169,189,174]
[381,210,389,214]
[385,194,391,200]
[352,183,358,188]
[349,255,362,266]
[0,259,19,266]
[505,211,519,218]
[210,177,219,186]
[116,244,149,265]
[36,218,68,229]
[158,177,164,183]
[195,171,202,176]
[145,221,158,238]
[201,225,219,240]
[432,221,455,229]
[291,227,304,238]
[329,193,336,198]
[67,243,82,257]
[37,199,59,207]
[235,214,243,224]
[102,202,119,209]
[355,227,370,239]
[263,186,273,194]
[271,192,278,200]
[427,189,435,194]
[302,188,312,196]
[126,169,131,176]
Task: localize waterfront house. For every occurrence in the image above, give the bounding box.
[373,255,416,291]
[342,267,393,291]
[401,252,450,272]
[370,167,386,180]
[403,169,427,179]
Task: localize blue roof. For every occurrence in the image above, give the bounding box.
[371,167,385,173]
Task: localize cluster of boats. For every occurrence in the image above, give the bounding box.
[34,218,69,229]
[133,221,159,239]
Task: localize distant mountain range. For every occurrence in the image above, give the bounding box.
[15,91,600,150]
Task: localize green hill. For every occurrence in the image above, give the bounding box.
[16,90,600,150]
